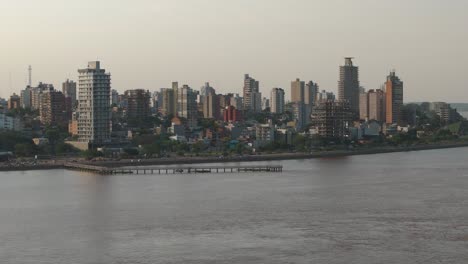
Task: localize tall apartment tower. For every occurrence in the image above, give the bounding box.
[124,89,151,121]
[243,74,260,111]
[359,92,369,120]
[385,71,403,124]
[368,89,385,122]
[177,85,198,128]
[20,86,32,109]
[62,79,77,108]
[305,81,318,106]
[270,88,285,114]
[77,61,111,146]
[291,78,305,103]
[160,88,175,116]
[338,58,360,116]
[172,82,179,115]
[40,90,66,126]
[203,91,219,119]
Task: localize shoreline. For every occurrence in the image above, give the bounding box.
[1,142,468,172]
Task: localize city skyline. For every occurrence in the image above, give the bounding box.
[2,0,468,102]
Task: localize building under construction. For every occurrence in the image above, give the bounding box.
[311,100,353,139]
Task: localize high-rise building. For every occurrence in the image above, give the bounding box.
[368,89,385,122]
[77,61,111,146]
[40,90,67,126]
[62,79,77,108]
[359,92,369,120]
[30,83,54,110]
[8,94,21,110]
[230,94,243,110]
[203,91,220,119]
[243,74,260,111]
[262,97,270,111]
[270,88,285,114]
[338,58,360,115]
[385,71,403,124]
[359,89,386,122]
[311,100,353,139]
[124,89,151,121]
[160,88,175,116]
[20,87,32,109]
[200,82,215,98]
[305,81,319,106]
[251,92,262,113]
[177,85,198,128]
[292,102,307,131]
[172,81,179,115]
[291,78,305,103]
[111,89,119,105]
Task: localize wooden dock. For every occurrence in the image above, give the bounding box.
[64,163,282,175]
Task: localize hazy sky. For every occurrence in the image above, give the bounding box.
[1,0,467,102]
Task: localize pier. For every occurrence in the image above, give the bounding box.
[64,163,283,175]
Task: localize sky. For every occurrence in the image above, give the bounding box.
[1,0,467,102]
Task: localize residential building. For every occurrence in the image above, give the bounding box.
[262,97,270,110]
[291,78,305,103]
[385,71,404,124]
[111,89,119,105]
[251,92,262,113]
[0,111,23,131]
[338,57,360,115]
[311,100,353,139]
[292,101,307,131]
[270,88,285,114]
[368,89,385,122]
[200,82,215,103]
[31,83,54,110]
[177,85,198,128]
[8,94,20,110]
[305,81,319,106]
[62,79,77,108]
[77,61,111,147]
[40,90,67,126]
[242,74,260,111]
[255,122,275,147]
[124,89,151,121]
[203,91,220,119]
[230,94,243,110]
[160,88,175,116]
[359,92,369,120]
[223,105,242,123]
[20,87,32,109]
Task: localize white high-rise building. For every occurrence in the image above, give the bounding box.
[270,88,285,114]
[77,61,111,146]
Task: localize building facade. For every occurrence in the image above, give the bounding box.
[243,74,260,112]
[385,71,403,124]
[270,87,285,114]
[77,61,111,146]
[40,90,67,126]
[311,100,353,139]
[62,79,77,108]
[124,89,151,121]
[368,89,385,122]
[177,85,198,128]
[338,58,360,116]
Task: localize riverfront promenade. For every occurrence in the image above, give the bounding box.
[1,142,468,172]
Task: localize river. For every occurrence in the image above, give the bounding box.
[1,147,468,263]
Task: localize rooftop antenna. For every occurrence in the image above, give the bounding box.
[28,65,32,86]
